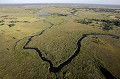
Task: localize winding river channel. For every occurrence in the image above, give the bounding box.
[22,33,119,79]
[14,20,119,79]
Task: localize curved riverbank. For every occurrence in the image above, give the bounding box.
[22,32,119,79]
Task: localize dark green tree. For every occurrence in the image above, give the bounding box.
[102,22,113,30]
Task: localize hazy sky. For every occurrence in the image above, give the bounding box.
[0,0,120,5]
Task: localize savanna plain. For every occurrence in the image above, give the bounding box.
[0,4,120,79]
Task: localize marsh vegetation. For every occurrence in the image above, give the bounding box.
[0,4,120,79]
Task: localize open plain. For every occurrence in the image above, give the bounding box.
[0,4,120,79]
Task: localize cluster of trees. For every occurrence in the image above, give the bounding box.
[75,18,120,31]
[101,22,113,30]
[70,8,78,15]
[80,8,120,13]
[89,19,120,26]
[9,20,30,23]
[0,19,30,27]
[52,13,68,16]
[75,19,92,24]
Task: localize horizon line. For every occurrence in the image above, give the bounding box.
[0,3,120,6]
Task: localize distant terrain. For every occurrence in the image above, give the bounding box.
[0,4,120,79]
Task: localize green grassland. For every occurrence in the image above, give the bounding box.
[0,4,120,79]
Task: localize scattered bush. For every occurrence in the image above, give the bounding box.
[23,21,30,23]
[0,20,5,23]
[0,23,4,26]
[8,24,15,27]
[92,37,103,44]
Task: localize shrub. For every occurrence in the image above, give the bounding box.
[0,20,5,23]
[0,23,4,26]
[112,20,120,26]
[8,24,15,27]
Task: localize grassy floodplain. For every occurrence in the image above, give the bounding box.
[0,4,120,79]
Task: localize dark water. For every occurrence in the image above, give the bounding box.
[100,67,116,79]
[38,14,51,17]
[23,32,119,75]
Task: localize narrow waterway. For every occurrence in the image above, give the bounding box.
[22,32,119,79]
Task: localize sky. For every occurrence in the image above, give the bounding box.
[0,0,120,5]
